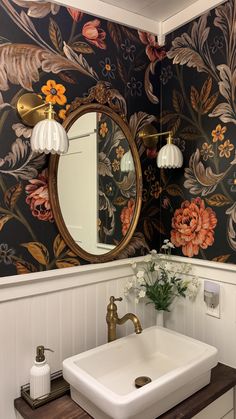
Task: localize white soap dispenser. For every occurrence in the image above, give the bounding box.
[30,345,54,400]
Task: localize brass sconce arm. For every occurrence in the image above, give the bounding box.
[139,124,183,168]
[139,126,173,149]
[17,93,54,127]
[17,92,69,155]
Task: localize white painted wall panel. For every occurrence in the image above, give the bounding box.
[1,256,236,419]
[0,265,154,419]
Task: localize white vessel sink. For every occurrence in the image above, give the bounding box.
[63,326,218,419]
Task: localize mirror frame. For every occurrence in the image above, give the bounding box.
[48,82,142,263]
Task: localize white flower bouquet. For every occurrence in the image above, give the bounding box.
[124,240,199,312]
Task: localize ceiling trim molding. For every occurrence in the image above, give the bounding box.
[162,0,226,35]
[54,0,160,34]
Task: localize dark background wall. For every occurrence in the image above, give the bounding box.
[159,0,236,263]
[0,0,235,277]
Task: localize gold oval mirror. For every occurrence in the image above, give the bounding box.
[49,82,142,263]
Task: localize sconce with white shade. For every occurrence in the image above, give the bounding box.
[157,131,183,168]
[120,149,135,172]
[17,93,69,154]
[139,125,183,169]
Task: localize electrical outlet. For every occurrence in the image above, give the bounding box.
[204,280,220,318]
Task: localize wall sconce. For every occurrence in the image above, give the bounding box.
[17,93,69,154]
[139,125,183,169]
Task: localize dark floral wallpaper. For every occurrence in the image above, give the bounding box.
[1,0,236,278]
[97,113,136,246]
[0,0,160,276]
[157,0,236,264]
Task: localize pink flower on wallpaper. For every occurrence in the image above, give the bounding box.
[171,197,217,257]
[82,19,106,49]
[120,198,135,236]
[25,169,54,222]
[67,8,83,22]
[138,31,166,62]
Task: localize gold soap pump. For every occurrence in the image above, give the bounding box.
[30,345,54,400]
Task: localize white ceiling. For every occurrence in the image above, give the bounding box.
[56,0,226,36]
[100,0,200,22]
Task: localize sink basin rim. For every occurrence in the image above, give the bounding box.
[63,326,218,412]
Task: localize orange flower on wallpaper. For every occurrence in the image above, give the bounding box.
[120,198,135,236]
[112,159,120,172]
[82,19,106,49]
[99,122,108,137]
[171,197,217,258]
[211,124,226,142]
[25,169,54,222]
[116,146,125,159]
[41,80,67,105]
[218,140,234,158]
[59,104,71,120]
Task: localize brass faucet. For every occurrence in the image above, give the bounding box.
[106,296,143,342]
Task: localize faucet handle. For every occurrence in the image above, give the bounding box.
[110,296,122,303]
[107,296,122,313]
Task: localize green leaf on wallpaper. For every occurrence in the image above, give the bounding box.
[53,234,66,258]
[205,194,232,207]
[49,18,63,52]
[166,184,184,197]
[212,254,231,263]
[4,183,23,210]
[56,258,80,268]
[71,41,94,54]
[21,242,49,265]
[15,260,37,275]
[0,214,13,231]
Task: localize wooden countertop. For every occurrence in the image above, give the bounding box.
[15,363,236,419]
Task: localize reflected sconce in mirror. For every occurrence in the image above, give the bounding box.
[139,125,183,169]
[120,150,135,172]
[17,93,69,154]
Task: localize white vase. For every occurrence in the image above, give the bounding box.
[156,310,165,327]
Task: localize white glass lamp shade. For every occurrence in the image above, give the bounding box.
[30,119,69,154]
[120,150,135,172]
[157,143,183,169]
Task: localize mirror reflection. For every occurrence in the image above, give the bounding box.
[57,111,136,255]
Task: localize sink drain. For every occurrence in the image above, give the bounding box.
[134,376,152,388]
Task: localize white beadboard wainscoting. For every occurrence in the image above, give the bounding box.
[1,255,236,419]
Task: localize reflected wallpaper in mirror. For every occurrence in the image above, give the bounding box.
[58,111,136,256]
